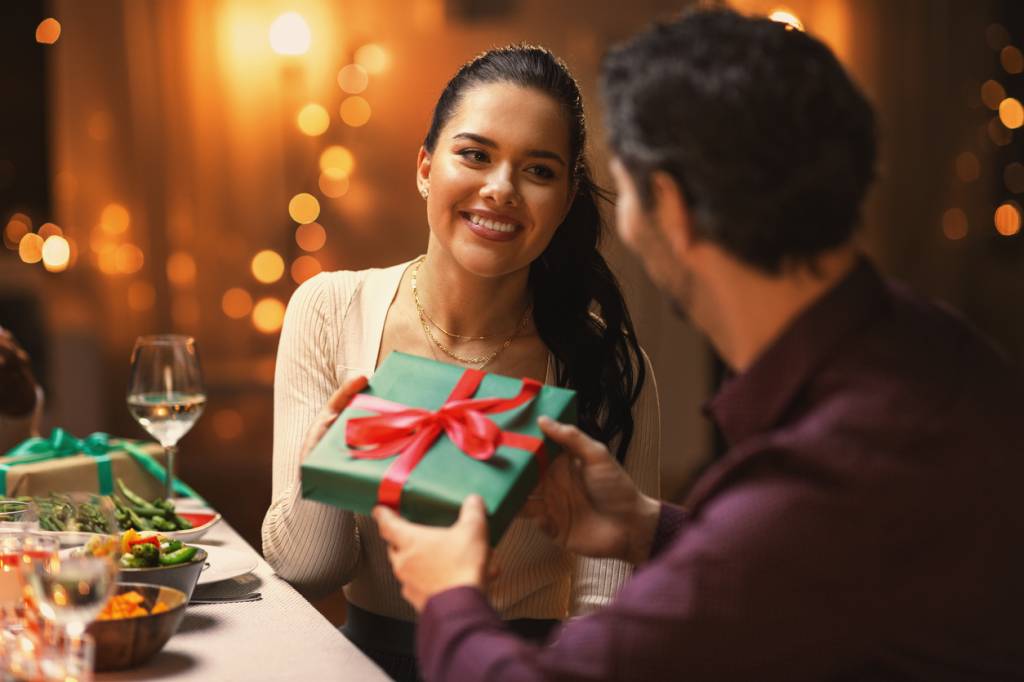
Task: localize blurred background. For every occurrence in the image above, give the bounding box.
[1,0,1022,604]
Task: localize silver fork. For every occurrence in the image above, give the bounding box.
[189,593,262,605]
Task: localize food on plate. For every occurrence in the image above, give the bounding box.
[83,529,200,568]
[25,478,195,533]
[97,589,171,621]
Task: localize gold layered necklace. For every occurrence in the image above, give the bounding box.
[411,257,531,369]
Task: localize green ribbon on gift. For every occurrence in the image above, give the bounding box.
[1,428,204,504]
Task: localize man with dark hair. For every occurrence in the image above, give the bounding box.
[362,9,1024,680]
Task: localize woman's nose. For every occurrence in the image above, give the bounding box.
[479,167,519,206]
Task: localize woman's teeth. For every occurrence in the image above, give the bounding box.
[467,213,517,233]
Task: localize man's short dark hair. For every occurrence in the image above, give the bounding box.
[601,8,877,273]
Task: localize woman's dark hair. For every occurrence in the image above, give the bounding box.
[601,9,878,274]
[423,46,646,463]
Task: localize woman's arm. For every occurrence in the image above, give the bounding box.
[261,273,362,597]
[570,349,660,614]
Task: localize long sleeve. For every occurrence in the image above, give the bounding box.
[569,349,660,615]
[261,272,362,597]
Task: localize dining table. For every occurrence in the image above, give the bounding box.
[95,507,390,681]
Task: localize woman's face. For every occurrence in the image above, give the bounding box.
[417,82,574,278]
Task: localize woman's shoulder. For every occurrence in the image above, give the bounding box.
[287,261,411,315]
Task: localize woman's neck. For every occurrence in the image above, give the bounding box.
[415,246,532,340]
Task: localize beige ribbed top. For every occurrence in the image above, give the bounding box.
[262,261,660,622]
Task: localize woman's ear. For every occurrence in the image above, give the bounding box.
[416,147,432,199]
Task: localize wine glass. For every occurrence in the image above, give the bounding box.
[126,335,206,501]
[20,496,119,640]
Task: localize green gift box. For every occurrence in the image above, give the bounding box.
[301,351,576,543]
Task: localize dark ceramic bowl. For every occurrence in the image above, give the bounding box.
[87,582,188,671]
[118,547,207,602]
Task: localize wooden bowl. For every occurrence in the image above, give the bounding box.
[87,582,187,671]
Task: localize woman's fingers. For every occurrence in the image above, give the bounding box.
[327,375,368,412]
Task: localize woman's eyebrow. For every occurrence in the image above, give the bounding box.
[452,132,566,166]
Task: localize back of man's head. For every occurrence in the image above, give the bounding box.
[601,8,877,274]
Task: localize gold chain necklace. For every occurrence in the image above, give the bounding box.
[411,258,531,368]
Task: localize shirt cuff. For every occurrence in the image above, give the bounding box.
[650,502,687,559]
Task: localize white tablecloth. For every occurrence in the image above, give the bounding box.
[96,513,389,681]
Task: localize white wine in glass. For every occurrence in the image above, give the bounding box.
[127,335,205,500]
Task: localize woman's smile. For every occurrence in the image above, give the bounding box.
[460,209,522,241]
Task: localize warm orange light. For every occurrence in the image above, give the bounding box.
[297,103,330,136]
[994,202,1021,236]
[115,244,145,274]
[941,208,968,241]
[97,245,119,274]
[211,409,245,440]
[998,97,1023,129]
[101,203,130,234]
[87,111,112,142]
[1002,46,1024,75]
[291,255,322,284]
[127,281,156,312]
[166,251,197,286]
[251,250,285,284]
[172,296,200,328]
[269,12,311,56]
[221,287,254,319]
[18,233,44,263]
[252,297,286,334]
[355,44,390,74]
[1005,162,1024,194]
[981,80,1006,111]
[288,193,320,224]
[41,236,70,272]
[35,18,61,44]
[318,173,350,198]
[38,222,63,239]
[337,64,368,94]
[319,146,355,180]
[987,118,1012,146]
[768,9,804,31]
[954,152,979,182]
[295,222,327,252]
[340,96,371,127]
[4,214,30,249]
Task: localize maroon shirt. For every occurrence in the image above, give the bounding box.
[417,259,1024,681]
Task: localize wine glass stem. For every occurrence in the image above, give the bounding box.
[164,444,178,500]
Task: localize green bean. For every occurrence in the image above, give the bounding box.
[159,546,198,566]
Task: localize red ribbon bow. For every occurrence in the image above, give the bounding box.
[345,368,546,510]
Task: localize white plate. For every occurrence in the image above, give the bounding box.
[194,544,258,585]
[34,530,101,548]
[164,509,222,543]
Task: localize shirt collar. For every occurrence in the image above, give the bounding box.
[705,257,889,447]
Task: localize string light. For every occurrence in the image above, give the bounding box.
[41,236,70,272]
[166,251,196,285]
[221,287,253,319]
[340,96,372,127]
[998,97,1023,129]
[295,222,326,252]
[297,104,330,136]
[288,193,320,224]
[338,65,369,94]
[994,202,1021,236]
[251,250,285,284]
[354,44,390,74]
[291,255,322,284]
[18,234,44,264]
[252,297,286,333]
[319,146,355,180]
[100,203,130,234]
[269,12,310,56]
[318,173,350,198]
[35,18,60,44]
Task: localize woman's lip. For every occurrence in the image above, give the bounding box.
[460,212,520,242]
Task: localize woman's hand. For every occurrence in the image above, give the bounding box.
[298,376,369,463]
[527,417,661,565]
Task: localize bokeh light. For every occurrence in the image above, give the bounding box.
[38,222,63,239]
[269,12,310,56]
[288,193,320,224]
[942,208,968,241]
[319,146,355,180]
[211,409,245,441]
[18,233,44,263]
[167,251,197,286]
[4,214,31,249]
[297,103,330,136]
[127,281,156,312]
[295,222,326,252]
[251,250,285,284]
[1005,162,1024,194]
[115,243,145,274]
[100,203,130,234]
[318,173,350,198]
[994,202,1021,236]
[355,44,390,74]
[981,80,1006,110]
[35,18,61,44]
[41,235,70,272]
[1002,46,1024,75]
[768,9,804,32]
[337,64,368,94]
[221,287,254,319]
[252,297,286,334]
[987,117,1012,146]
[340,96,372,127]
[291,255,322,284]
[97,245,119,274]
[954,152,980,182]
[998,97,1023,129]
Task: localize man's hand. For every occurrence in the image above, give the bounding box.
[298,375,368,463]
[374,495,490,612]
[528,417,661,565]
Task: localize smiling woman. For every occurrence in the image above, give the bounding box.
[262,45,660,682]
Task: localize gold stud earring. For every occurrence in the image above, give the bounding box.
[419,186,429,200]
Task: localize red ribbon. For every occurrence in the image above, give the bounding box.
[345,369,547,510]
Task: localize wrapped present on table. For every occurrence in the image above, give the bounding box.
[1,428,201,501]
[302,351,576,544]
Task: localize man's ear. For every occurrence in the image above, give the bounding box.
[416,147,432,196]
[650,171,694,261]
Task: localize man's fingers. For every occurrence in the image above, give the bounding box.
[373,505,416,547]
[538,417,610,466]
[326,375,368,413]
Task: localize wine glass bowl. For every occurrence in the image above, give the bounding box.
[127,335,205,501]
